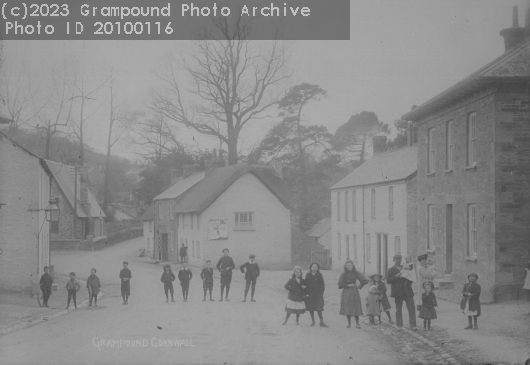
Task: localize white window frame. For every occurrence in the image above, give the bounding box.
[371,188,376,219]
[428,205,435,250]
[353,234,357,262]
[394,236,401,255]
[192,240,195,257]
[428,127,435,174]
[467,112,477,167]
[345,191,349,221]
[235,212,254,230]
[169,231,174,252]
[191,213,194,229]
[345,235,350,259]
[337,192,341,221]
[197,213,200,230]
[158,202,163,220]
[468,204,477,257]
[389,186,394,219]
[149,221,153,232]
[446,120,453,171]
[352,190,356,222]
[196,241,200,258]
[366,233,371,263]
[337,233,341,259]
[147,237,151,252]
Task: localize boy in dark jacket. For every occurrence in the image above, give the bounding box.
[216,248,235,301]
[240,254,260,302]
[201,260,214,301]
[178,263,193,301]
[39,266,53,307]
[120,262,132,305]
[161,264,176,302]
[86,268,101,307]
[65,272,81,309]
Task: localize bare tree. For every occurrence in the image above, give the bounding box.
[151,15,291,165]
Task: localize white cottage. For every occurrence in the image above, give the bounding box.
[331,139,417,276]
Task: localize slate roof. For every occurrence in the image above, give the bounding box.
[172,163,294,213]
[403,38,530,121]
[140,205,154,221]
[154,172,205,201]
[332,146,417,190]
[44,160,106,218]
[305,218,331,238]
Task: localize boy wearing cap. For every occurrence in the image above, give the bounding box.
[201,260,215,301]
[178,262,193,301]
[39,266,53,307]
[240,254,260,302]
[216,249,235,301]
[386,254,417,331]
[119,261,132,305]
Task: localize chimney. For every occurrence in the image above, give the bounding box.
[372,136,388,155]
[182,164,201,178]
[500,6,525,52]
[270,159,283,179]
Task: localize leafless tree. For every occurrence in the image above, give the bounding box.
[151,14,292,165]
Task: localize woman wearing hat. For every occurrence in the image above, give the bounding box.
[304,262,328,327]
[370,273,393,324]
[283,266,307,325]
[460,273,481,330]
[416,254,437,309]
[338,260,368,328]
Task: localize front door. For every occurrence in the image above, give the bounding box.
[446,204,453,274]
[161,234,169,261]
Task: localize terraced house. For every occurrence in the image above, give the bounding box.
[402,6,530,302]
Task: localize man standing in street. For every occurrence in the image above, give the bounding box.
[179,243,188,263]
[216,248,235,301]
[240,254,260,302]
[386,254,417,331]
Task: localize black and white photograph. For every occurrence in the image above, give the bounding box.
[1,0,530,364]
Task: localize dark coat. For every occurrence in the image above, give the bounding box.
[375,281,391,311]
[337,271,368,290]
[39,273,53,290]
[178,269,193,283]
[201,268,214,283]
[386,265,414,298]
[240,262,260,280]
[460,282,481,316]
[179,246,187,257]
[86,275,101,295]
[217,256,235,277]
[120,268,132,280]
[421,292,437,308]
[284,277,306,302]
[304,271,325,310]
[160,271,175,284]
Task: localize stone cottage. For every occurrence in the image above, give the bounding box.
[331,137,418,275]
[402,6,530,302]
[140,204,154,255]
[0,132,53,293]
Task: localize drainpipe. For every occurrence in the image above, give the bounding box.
[362,185,366,275]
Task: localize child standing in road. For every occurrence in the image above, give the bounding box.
[161,264,176,302]
[39,266,53,307]
[65,272,80,309]
[365,285,381,325]
[86,268,101,307]
[119,261,132,305]
[283,266,306,326]
[419,281,437,330]
[178,263,193,302]
[371,273,393,324]
[460,273,481,330]
[201,260,214,301]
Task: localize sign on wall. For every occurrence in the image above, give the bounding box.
[208,219,228,240]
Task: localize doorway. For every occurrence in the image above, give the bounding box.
[376,234,389,276]
[446,204,453,274]
[161,234,169,261]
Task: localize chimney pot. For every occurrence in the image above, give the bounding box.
[500,6,525,52]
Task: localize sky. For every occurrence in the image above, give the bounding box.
[2,0,529,161]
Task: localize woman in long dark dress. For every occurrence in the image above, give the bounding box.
[283,266,306,325]
[338,260,368,328]
[304,263,328,327]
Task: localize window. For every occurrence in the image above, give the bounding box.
[149,221,153,232]
[345,191,349,221]
[147,238,151,252]
[352,234,357,261]
[192,240,195,257]
[51,221,59,234]
[352,190,357,221]
[197,213,200,230]
[468,204,477,257]
[337,233,341,259]
[371,189,376,219]
[428,205,435,249]
[366,233,371,263]
[169,232,174,252]
[235,212,254,230]
[467,112,477,167]
[337,192,341,221]
[394,236,401,255]
[389,186,394,219]
[168,203,171,220]
[446,121,453,170]
[428,127,435,174]
[158,202,163,219]
[176,214,179,228]
[345,235,350,259]
[180,214,183,228]
[191,213,194,229]
[196,241,201,258]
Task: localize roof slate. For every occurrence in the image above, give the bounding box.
[140,205,154,221]
[172,163,294,213]
[44,160,106,218]
[154,172,205,201]
[332,146,417,190]
[403,39,530,121]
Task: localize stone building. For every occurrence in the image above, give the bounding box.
[402,5,530,302]
[44,160,106,242]
[0,132,53,293]
[331,137,417,275]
